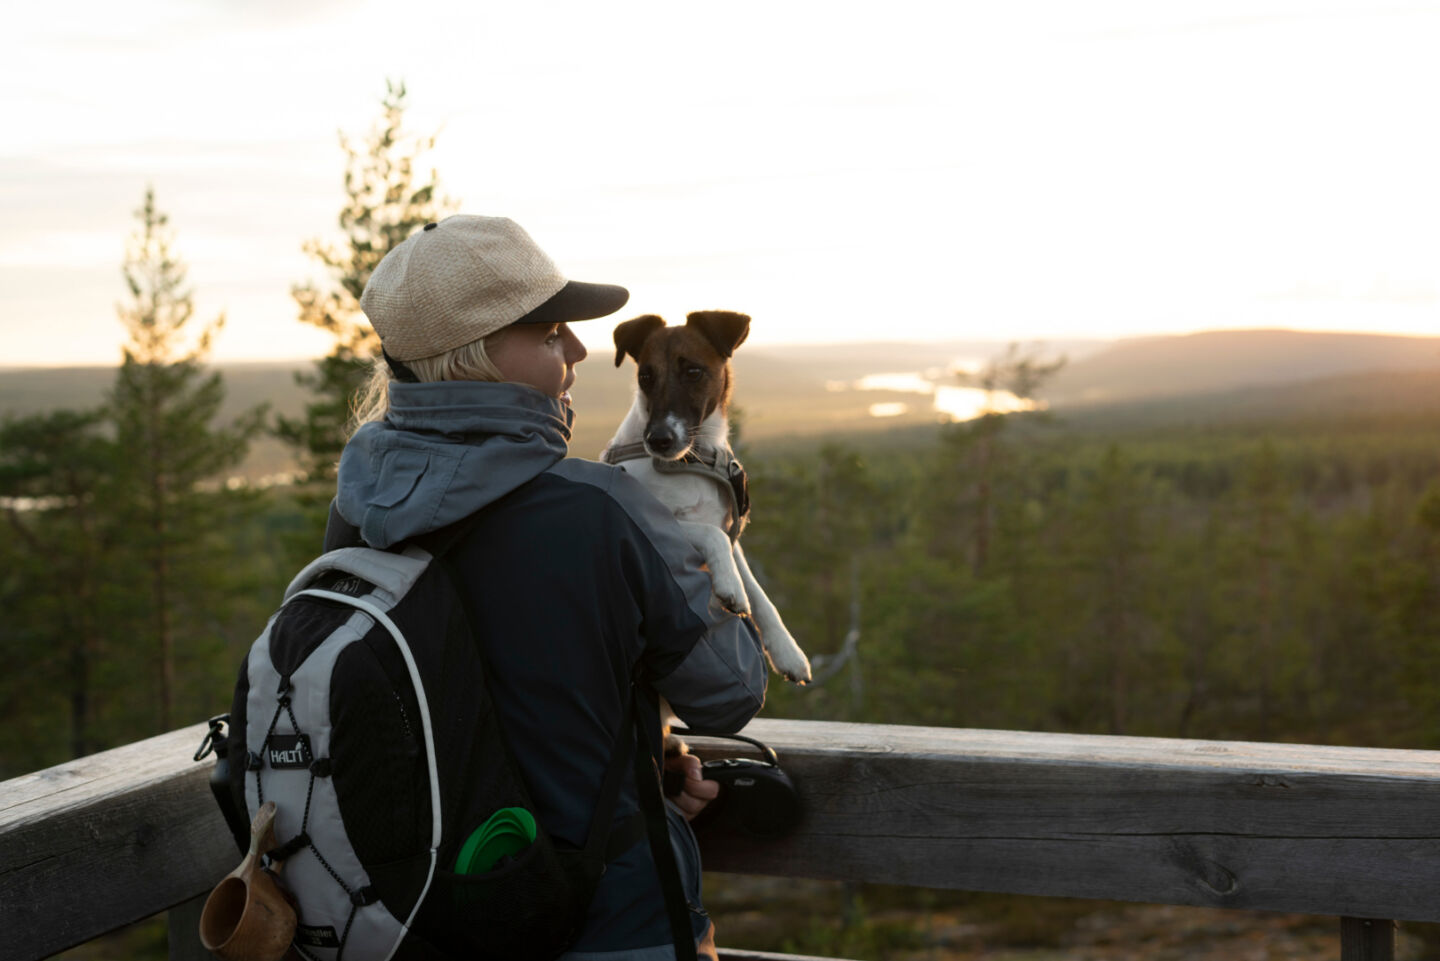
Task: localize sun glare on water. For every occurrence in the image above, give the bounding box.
[843,368,1042,422]
[933,386,1041,421]
[855,373,935,394]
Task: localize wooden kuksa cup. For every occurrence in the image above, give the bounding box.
[199,801,297,960]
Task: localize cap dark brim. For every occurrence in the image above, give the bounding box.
[513,280,630,325]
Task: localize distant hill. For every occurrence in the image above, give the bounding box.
[4,330,1439,480]
[729,337,1111,382]
[0,361,311,422]
[0,362,315,482]
[1054,367,1440,436]
[1046,329,1440,407]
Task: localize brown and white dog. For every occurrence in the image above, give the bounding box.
[602,310,812,686]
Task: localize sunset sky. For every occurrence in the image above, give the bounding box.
[5,0,1439,367]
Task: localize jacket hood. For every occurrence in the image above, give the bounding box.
[335,380,574,549]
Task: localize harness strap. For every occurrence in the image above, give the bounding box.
[601,441,648,464]
[602,442,750,542]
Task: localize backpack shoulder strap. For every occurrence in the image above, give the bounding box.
[629,685,700,961]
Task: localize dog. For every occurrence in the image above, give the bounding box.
[602,310,812,689]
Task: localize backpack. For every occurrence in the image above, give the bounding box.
[215,518,689,961]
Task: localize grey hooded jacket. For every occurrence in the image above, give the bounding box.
[326,380,768,958]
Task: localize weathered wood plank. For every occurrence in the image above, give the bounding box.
[686,720,1440,924]
[0,723,237,960]
[716,951,858,961]
[8,717,1440,961]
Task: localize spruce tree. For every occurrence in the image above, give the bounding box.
[277,80,453,482]
[0,409,117,768]
[110,187,265,733]
[950,343,1066,574]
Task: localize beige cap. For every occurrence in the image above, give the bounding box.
[360,215,629,362]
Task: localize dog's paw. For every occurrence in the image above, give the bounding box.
[712,572,751,615]
[780,657,813,686]
[767,640,812,686]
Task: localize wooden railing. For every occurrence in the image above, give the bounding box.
[4,718,1437,960]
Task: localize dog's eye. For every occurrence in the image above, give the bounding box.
[637,369,655,390]
[682,366,704,383]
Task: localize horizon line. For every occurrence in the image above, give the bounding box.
[5,325,1439,371]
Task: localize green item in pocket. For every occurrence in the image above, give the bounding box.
[454,807,538,874]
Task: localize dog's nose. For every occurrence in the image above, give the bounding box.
[646,433,674,455]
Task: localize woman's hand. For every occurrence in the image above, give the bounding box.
[664,752,720,821]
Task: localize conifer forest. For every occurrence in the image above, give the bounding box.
[5,85,1440,960]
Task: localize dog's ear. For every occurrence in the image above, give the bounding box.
[685,310,750,359]
[613,315,666,367]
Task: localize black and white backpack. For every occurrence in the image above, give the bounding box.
[217,521,686,961]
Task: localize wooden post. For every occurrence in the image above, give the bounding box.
[1340,917,1395,961]
[168,894,210,961]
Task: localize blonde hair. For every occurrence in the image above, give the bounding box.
[351,327,512,432]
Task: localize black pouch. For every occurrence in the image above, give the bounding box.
[416,831,594,961]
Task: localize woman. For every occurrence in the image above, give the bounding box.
[324,215,766,960]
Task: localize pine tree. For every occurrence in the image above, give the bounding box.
[277,80,453,482]
[110,187,265,733]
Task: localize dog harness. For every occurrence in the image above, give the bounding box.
[601,441,751,542]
